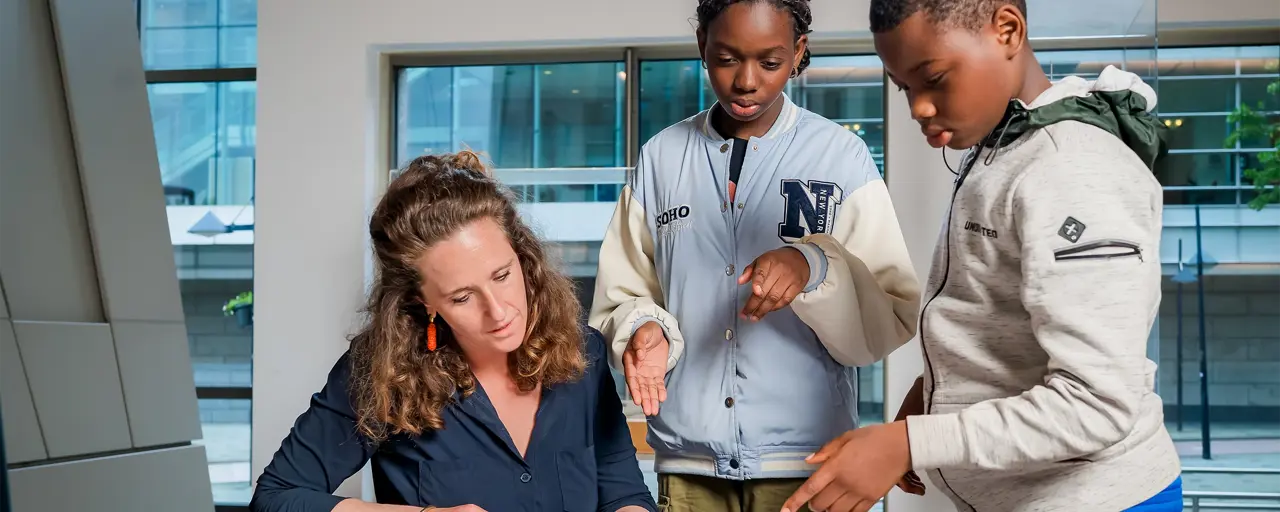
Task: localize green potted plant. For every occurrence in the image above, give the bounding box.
[223,291,253,328]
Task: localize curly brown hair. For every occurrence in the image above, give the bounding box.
[349,151,586,442]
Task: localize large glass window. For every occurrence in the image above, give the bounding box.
[140,0,257,507]
[395,62,627,204]
[1156,46,1279,206]
[140,0,257,70]
[147,81,256,206]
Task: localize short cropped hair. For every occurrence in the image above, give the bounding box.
[869,0,1028,33]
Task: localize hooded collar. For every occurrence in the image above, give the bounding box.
[977,65,1167,170]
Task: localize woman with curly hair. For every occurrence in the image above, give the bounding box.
[250,151,656,512]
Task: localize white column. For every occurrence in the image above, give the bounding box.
[881,74,962,512]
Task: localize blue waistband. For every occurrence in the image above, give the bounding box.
[1126,476,1183,511]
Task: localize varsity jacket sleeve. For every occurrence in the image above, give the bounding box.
[588,154,685,373]
[788,151,921,367]
[906,152,1163,471]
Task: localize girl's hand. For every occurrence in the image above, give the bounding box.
[738,247,810,321]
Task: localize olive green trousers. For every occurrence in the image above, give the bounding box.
[656,473,810,512]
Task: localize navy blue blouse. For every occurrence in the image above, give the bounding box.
[250,327,656,512]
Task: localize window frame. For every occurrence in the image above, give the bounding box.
[389,36,1279,206]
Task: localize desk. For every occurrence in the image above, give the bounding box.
[628,420,652,455]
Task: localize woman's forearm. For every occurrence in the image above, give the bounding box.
[333,498,425,512]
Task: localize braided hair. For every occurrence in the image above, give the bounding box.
[696,0,814,75]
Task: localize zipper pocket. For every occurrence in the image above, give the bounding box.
[1053,239,1143,262]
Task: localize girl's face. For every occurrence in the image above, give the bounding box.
[698,1,806,124]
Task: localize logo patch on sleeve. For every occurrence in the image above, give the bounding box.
[778,179,844,243]
[1058,217,1086,243]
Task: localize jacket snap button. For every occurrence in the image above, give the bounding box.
[520,472,532,483]
[729,459,740,469]
[725,329,734,340]
[720,143,730,153]
[725,397,734,408]
[726,264,734,276]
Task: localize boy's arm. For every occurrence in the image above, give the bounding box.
[588,160,685,373]
[789,163,922,367]
[906,153,1161,472]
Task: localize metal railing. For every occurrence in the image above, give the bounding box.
[1182,467,1280,512]
[1185,491,1280,511]
[1183,467,1280,475]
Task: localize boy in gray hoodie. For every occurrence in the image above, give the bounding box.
[781,1,1183,511]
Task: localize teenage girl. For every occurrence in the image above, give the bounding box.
[589,1,922,511]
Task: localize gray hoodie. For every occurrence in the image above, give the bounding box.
[905,66,1181,511]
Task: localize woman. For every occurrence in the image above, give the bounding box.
[589,0,920,510]
[251,151,657,512]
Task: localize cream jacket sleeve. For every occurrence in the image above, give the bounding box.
[588,161,685,373]
[789,178,921,367]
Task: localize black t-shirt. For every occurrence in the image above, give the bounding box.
[728,137,748,201]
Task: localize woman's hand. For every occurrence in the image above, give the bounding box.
[738,247,810,321]
[336,499,483,512]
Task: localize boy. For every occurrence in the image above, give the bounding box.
[782,1,1182,511]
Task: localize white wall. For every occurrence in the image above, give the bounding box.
[255,0,1280,503]
[882,76,964,512]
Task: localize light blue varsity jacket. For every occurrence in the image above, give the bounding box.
[588,94,921,480]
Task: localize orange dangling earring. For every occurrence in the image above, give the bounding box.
[426,312,438,352]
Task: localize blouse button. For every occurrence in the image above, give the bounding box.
[520,472,532,483]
